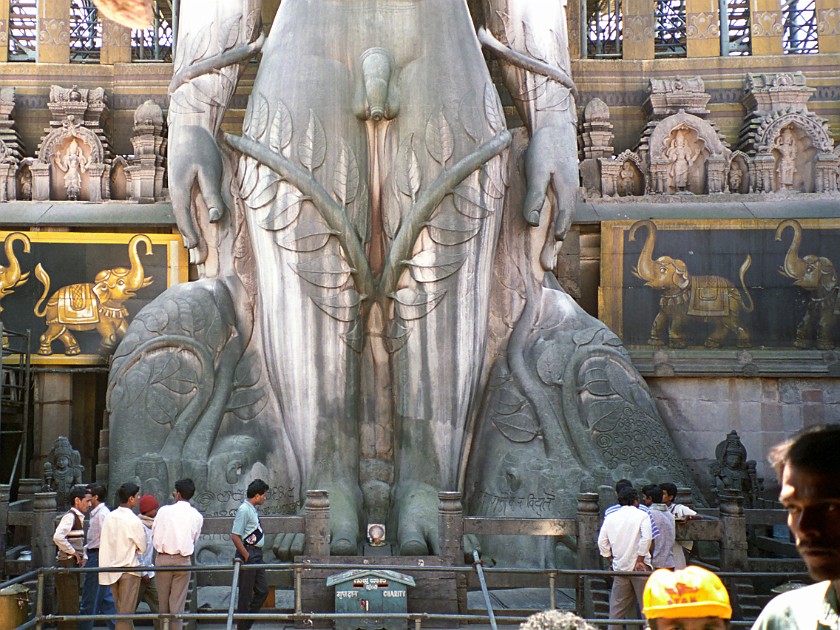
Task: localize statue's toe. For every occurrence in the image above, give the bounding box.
[399,535,429,556]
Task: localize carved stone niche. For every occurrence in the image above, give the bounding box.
[727,151,749,194]
[126,99,166,202]
[34,116,107,202]
[643,112,731,195]
[110,155,129,200]
[600,150,644,197]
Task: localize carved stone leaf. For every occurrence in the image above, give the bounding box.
[480,164,506,199]
[384,319,410,353]
[151,353,199,395]
[342,319,366,353]
[292,254,353,289]
[227,386,265,411]
[244,166,281,210]
[334,140,360,206]
[274,221,338,252]
[392,287,446,320]
[425,109,454,166]
[383,184,403,241]
[484,84,504,134]
[187,26,211,66]
[244,8,261,39]
[404,250,466,283]
[168,90,204,115]
[459,98,482,143]
[495,386,529,415]
[453,185,493,219]
[312,288,362,322]
[348,181,370,244]
[246,93,270,141]
[299,110,327,173]
[233,355,262,389]
[269,100,293,153]
[188,79,225,108]
[396,134,421,201]
[230,389,268,421]
[259,193,306,231]
[580,367,617,397]
[536,87,572,114]
[237,157,259,199]
[427,209,483,246]
[523,21,549,63]
[492,412,540,443]
[220,13,242,52]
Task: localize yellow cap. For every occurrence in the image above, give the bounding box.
[643,567,732,620]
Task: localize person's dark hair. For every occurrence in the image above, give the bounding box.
[768,424,840,477]
[174,478,196,501]
[86,483,107,502]
[617,486,639,506]
[117,482,140,504]
[615,478,633,493]
[642,484,663,503]
[69,486,89,504]
[247,479,269,498]
[659,482,678,499]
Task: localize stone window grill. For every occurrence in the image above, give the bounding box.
[70,0,102,63]
[654,0,687,57]
[721,0,751,55]
[131,0,174,62]
[586,0,622,58]
[782,0,818,54]
[8,0,37,62]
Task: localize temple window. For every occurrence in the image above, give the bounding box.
[654,0,687,57]
[8,0,37,62]
[586,0,622,58]
[131,0,174,62]
[782,0,818,54]
[70,0,102,63]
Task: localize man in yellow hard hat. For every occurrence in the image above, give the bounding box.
[642,566,732,630]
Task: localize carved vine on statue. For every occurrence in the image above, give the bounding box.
[33,234,153,355]
[629,220,754,348]
[775,219,839,350]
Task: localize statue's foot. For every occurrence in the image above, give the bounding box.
[794,338,810,349]
[704,339,721,349]
[647,337,665,347]
[816,340,834,351]
[670,340,687,349]
[393,481,440,556]
[273,532,304,561]
[65,344,81,355]
[38,344,52,355]
[326,482,362,556]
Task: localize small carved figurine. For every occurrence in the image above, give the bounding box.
[709,430,762,507]
[774,127,797,191]
[665,128,698,193]
[54,139,89,201]
[618,162,635,197]
[728,165,743,193]
[43,436,84,508]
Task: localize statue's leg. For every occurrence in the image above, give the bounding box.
[59,328,81,355]
[648,310,668,345]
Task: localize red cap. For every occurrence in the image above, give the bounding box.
[139,494,159,514]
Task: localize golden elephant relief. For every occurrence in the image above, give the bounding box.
[33,234,154,355]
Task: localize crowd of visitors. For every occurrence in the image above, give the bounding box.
[50,425,839,630]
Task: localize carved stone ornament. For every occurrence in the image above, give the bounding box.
[43,436,84,509]
[107,1,699,566]
[644,76,710,119]
[36,116,107,202]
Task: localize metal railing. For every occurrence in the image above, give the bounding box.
[2,560,812,629]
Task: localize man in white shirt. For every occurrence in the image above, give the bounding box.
[79,484,116,630]
[152,478,204,630]
[137,494,160,630]
[99,482,147,630]
[641,485,675,570]
[660,482,699,569]
[53,486,91,630]
[598,487,653,630]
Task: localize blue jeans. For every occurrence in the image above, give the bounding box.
[79,549,116,630]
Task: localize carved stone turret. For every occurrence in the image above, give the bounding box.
[581,98,614,159]
[736,73,838,193]
[0,88,25,202]
[125,99,167,202]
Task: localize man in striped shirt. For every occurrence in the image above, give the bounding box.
[604,479,661,540]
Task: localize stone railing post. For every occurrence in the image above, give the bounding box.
[32,491,57,568]
[14,478,41,546]
[576,492,600,570]
[719,491,748,572]
[303,489,330,557]
[0,483,10,575]
[438,491,464,563]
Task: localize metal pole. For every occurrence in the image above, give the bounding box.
[719,0,730,55]
[549,572,556,609]
[294,567,303,615]
[472,550,497,630]
[35,571,44,630]
[226,559,242,630]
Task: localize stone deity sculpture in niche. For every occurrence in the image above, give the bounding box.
[664,128,697,193]
[775,127,797,191]
[43,436,84,509]
[54,139,88,201]
[618,162,636,196]
[728,164,743,193]
[107,0,695,564]
[709,430,761,507]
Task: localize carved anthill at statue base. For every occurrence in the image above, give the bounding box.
[108,0,695,565]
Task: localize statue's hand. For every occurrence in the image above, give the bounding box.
[168,124,227,250]
[523,124,578,241]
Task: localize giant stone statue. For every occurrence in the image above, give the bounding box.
[108,0,695,564]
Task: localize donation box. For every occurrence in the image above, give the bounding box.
[327,569,415,630]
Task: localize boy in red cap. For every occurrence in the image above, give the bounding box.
[137,494,160,629]
[643,566,732,630]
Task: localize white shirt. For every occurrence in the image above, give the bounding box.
[138,515,155,578]
[598,505,652,572]
[98,506,147,585]
[152,500,204,556]
[86,502,110,550]
[53,507,86,560]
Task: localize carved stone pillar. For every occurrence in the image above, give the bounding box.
[718,492,748,571]
[753,151,775,192]
[37,0,71,63]
[86,163,105,202]
[599,159,621,197]
[0,163,11,201]
[816,0,840,53]
[706,154,726,193]
[101,18,132,64]
[650,159,670,194]
[816,153,839,192]
[32,491,58,569]
[576,493,600,570]
[303,489,330,557]
[33,373,73,476]
[30,162,51,201]
[750,0,784,56]
[622,0,655,59]
[686,0,720,57]
[438,491,464,563]
[0,0,9,63]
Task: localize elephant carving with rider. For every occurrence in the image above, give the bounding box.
[628,219,754,348]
